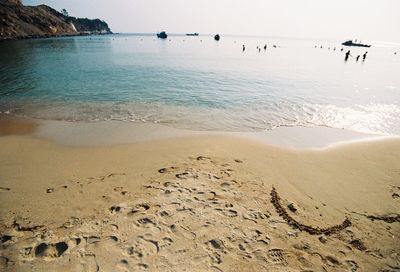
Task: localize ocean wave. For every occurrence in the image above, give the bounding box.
[1,100,399,136]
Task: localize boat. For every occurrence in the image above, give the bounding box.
[214,34,220,41]
[157,31,168,39]
[342,40,371,47]
[186,33,199,36]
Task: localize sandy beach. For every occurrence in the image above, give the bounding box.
[1,0,399,270]
[0,119,399,271]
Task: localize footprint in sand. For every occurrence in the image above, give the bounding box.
[345,260,359,271]
[323,255,341,266]
[85,173,126,184]
[194,191,217,202]
[158,210,171,217]
[297,255,314,268]
[204,240,225,265]
[245,229,263,240]
[175,171,198,179]
[169,224,196,240]
[158,237,174,250]
[243,210,269,223]
[107,173,126,178]
[137,263,149,270]
[25,240,72,259]
[220,182,231,189]
[215,208,238,218]
[256,235,272,245]
[1,234,13,245]
[84,235,101,244]
[136,217,157,227]
[158,166,178,174]
[110,205,125,214]
[267,248,289,266]
[126,246,144,259]
[238,243,247,251]
[129,203,151,215]
[196,155,211,161]
[117,259,130,270]
[113,186,128,196]
[138,235,160,253]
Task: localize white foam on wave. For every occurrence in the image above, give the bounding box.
[1,99,400,136]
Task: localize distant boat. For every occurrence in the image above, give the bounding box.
[157,31,168,39]
[186,33,199,36]
[342,40,371,47]
[214,34,220,41]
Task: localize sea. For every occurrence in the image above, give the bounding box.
[0,34,399,135]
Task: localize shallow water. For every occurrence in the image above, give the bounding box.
[0,34,399,135]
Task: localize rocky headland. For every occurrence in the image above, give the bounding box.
[0,0,111,40]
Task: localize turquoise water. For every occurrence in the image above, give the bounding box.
[0,34,399,134]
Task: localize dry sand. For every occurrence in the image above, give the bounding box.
[0,121,400,271]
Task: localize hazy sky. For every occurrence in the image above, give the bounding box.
[24,0,400,42]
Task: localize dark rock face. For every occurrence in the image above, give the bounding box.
[0,0,111,40]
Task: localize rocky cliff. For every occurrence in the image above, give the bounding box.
[0,0,112,40]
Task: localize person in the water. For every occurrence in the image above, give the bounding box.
[356,55,360,61]
[242,45,245,52]
[363,51,368,61]
[345,50,352,61]
[264,44,267,51]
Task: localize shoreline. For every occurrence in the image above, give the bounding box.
[0,32,113,42]
[1,115,394,149]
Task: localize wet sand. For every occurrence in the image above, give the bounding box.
[0,118,399,271]
[34,119,384,148]
[0,116,38,136]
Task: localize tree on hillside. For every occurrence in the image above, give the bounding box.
[61,9,69,17]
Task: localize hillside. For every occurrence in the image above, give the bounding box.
[0,0,111,40]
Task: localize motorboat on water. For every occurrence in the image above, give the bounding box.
[157,31,168,39]
[342,40,371,47]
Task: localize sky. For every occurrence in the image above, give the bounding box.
[24,0,400,42]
